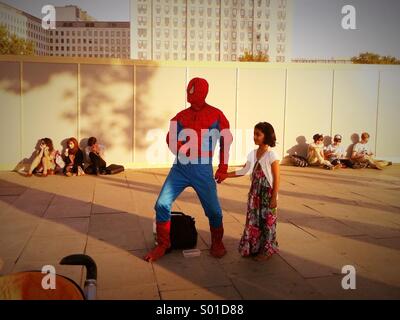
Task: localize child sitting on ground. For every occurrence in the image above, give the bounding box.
[351,132,392,170]
[307,134,336,170]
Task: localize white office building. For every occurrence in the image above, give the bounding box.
[130,0,293,62]
[0,2,28,41]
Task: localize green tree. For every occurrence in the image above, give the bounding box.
[0,24,35,56]
[239,50,269,62]
[351,52,400,65]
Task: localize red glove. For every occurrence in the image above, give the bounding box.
[214,166,227,184]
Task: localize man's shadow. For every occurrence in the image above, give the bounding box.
[281,136,309,164]
[345,133,360,158]
[13,139,44,174]
[323,136,332,147]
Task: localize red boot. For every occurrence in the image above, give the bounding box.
[144,220,171,262]
[210,224,227,258]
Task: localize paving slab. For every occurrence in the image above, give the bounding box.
[0,166,399,299]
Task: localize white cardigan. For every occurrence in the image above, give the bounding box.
[235,149,280,187]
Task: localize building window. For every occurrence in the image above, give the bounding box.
[138,28,147,37]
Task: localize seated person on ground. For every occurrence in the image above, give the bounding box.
[351,132,392,170]
[64,137,85,177]
[26,138,57,177]
[324,134,346,168]
[84,137,107,175]
[307,134,335,170]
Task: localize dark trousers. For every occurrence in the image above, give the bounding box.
[340,159,355,168]
[328,158,356,168]
[85,152,107,174]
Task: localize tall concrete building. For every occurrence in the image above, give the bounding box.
[0,2,130,59]
[130,0,293,62]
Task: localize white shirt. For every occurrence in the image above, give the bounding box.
[235,148,280,187]
[353,142,372,156]
[324,143,345,159]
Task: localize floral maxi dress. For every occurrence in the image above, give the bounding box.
[238,159,279,257]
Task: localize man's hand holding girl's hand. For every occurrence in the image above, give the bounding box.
[215,171,227,184]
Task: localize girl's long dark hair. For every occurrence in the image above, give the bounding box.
[42,138,54,152]
[254,122,276,147]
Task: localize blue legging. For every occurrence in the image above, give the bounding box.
[154,162,223,228]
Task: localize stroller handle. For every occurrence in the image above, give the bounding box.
[60,254,97,280]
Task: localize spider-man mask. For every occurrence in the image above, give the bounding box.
[187,77,209,110]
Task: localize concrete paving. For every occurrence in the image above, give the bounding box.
[0,165,399,300]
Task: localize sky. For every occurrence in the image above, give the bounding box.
[1,0,400,59]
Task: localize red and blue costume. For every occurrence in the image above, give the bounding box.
[144,77,233,262]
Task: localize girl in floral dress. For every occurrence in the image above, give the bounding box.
[219,122,280,261]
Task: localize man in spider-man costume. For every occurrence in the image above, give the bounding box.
[144,77,233,262]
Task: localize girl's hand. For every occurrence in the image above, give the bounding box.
[92,144,99,154]
[269,195,277,209]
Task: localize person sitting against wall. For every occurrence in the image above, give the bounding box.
[63,137,85,177]
[84,137,107,175]
[26,138,57,177]
[307,133,336,170]
[323,134,347,168]
[351,132,392,170]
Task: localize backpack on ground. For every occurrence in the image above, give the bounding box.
[105,164,124,175]
[169,211,198,250]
